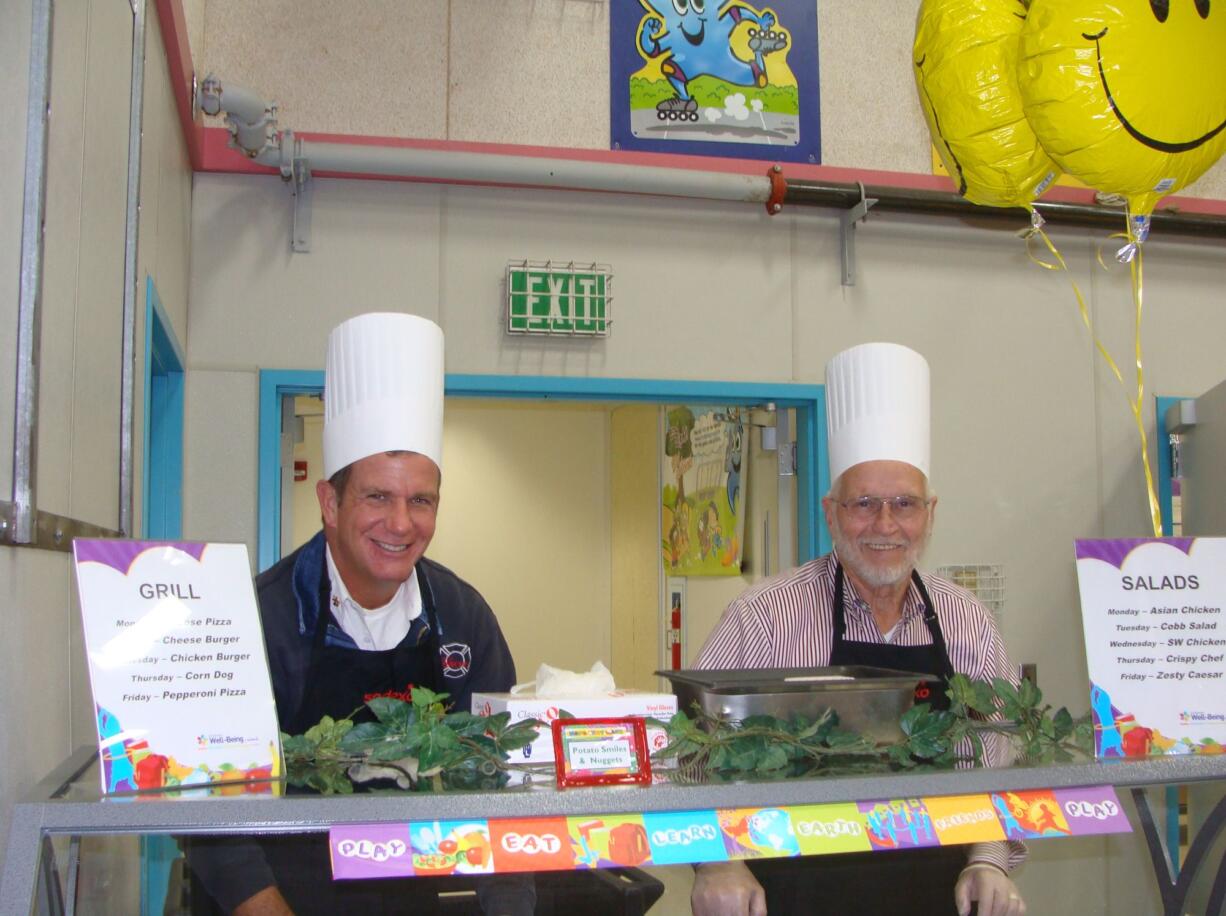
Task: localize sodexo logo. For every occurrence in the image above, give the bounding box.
[500,832,562,855]
[335,838,408,863]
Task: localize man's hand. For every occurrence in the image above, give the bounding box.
[233,886,294,916]
[955,863,1025,916]
[691,861,767,916]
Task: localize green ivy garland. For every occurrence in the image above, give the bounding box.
[283,676,1092,794]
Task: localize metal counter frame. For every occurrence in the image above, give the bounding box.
[5,748,1226,914]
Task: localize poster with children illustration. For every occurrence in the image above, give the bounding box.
[610,1,821,163]
[662,405,746,576]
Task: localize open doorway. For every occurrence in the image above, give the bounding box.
[258,372,827,691]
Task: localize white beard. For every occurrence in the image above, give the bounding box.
[831,513,931,589]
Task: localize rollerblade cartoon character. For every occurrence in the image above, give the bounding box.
[638,1,788,121]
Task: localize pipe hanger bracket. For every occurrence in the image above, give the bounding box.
[840,181,878,287]
[283,133,313,253]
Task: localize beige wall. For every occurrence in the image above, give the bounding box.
[0,0,193,873]
[428,401,614,681]
[188,0,1226,201]
[611,404,661,691]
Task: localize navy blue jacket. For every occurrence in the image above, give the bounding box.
[186,533,522,913]
[257,530,517,725]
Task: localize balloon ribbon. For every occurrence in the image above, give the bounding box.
[1021,211,1162,537]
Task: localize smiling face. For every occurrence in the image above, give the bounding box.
[1020,0,1226,213]
[317,451,440,609]
[642,0,710,46]
[822,460,936,592]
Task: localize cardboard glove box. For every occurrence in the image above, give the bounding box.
[470,690,677,763]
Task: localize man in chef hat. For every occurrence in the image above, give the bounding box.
[188,313,528,915]
[691,343,1026,916]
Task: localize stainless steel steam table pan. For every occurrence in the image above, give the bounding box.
[657,666,929,744]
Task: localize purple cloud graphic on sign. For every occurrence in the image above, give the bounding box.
[1074,538,1194,569]
[73,540,208,574]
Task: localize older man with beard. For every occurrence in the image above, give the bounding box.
[689,343,1025,916]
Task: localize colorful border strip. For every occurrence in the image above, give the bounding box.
[329,785,1130,880]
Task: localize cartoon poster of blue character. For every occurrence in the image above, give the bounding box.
[610,0,821,163]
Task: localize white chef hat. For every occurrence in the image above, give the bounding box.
[825,342,930,483]
[322,312,444,479]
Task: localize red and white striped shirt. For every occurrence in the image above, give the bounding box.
[694,551,1025,872]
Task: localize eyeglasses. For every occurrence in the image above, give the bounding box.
[836,495,930,520]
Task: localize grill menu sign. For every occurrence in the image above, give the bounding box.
[1075,538,1226,758]
[73,540,281,793]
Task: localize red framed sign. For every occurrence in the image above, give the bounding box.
[551,717,652,789]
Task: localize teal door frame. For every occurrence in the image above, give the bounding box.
[142,276,185,539]
[257,371,830,572]
[1156,393,1188,876]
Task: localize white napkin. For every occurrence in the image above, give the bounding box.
[510,661,616,697]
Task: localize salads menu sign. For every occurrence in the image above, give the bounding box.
[1075,538,1226,758]
[73,540,281,793]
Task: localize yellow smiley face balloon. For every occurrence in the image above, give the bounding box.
[914,0,1060,209]
[1019,0,1226,218]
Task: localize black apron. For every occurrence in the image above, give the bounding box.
[252,575,446,916]
[747,563,972,915]
[286,572,443,733]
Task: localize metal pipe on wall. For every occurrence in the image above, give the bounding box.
[782,179,1226,239]
[259,136,774,205]
[6,0,54,547]
[201,77,1226,239]
[118,0,149,537]
[4,0,129,551]
[197,72,1226,248]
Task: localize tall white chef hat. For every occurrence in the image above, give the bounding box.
[322,312,444,479]
[825,342,930,483]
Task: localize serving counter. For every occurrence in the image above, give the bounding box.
[4,748,1226,915]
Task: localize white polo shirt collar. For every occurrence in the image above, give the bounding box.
[324,544,422,651]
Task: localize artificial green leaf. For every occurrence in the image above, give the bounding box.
[480,711,513,737]
[1018,678,1041,709]
[1052,707,1074,741]
[443,712,492,738]
[900,704,932,737]
[992,677,1018,701]
[282,734,317,757]
[887,744,918,767]
[414,724,464,771]
[498,723,540,751]
[367,697,414,728]
[410,686,449,710]
[756,744,790,772]
[339,721,390,752]
[368,738,416,762]
[966,681,999,716]
[740,715,779,730]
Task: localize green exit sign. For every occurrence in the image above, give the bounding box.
[506,261,612,336]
